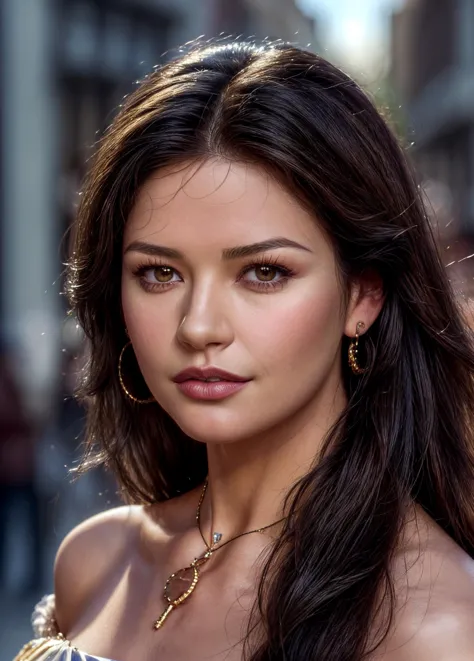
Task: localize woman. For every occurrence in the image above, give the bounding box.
[15,40,474,661]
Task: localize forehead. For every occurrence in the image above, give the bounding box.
[124,159,322,250]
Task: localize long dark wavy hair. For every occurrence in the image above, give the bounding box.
[67,40,474,660]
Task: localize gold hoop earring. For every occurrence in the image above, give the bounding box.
[118,342,155,404]
[348,321,367,375]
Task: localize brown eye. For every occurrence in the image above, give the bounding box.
[255,265,278,281]
[240,263,291,289]
[153,266,174,282]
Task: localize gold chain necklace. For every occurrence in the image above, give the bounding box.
[153,478,286,630]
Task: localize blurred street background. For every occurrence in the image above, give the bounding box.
[1,0,474,658]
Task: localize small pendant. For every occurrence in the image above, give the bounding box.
[212,532,222,545]
[153,550,213,630]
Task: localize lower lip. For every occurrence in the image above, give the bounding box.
[175,380,249,401]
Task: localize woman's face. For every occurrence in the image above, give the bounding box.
[122,159,368,444]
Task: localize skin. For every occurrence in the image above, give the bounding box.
[52,159,474,661]
[121,159,381,534]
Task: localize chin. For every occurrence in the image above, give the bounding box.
[172,407,256,445]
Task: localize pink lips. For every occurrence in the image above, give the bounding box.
[172,367,250,401]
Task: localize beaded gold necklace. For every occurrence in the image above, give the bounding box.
[154,478,286,629]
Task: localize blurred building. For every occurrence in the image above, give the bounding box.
[390,0,474,280]
[210,0,316,45]
[0,0,316,420]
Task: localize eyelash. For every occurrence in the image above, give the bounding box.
[132,256,295,294]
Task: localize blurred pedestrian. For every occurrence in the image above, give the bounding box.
[0,340,42,594]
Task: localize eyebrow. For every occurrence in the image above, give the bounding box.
[222,238,312,259]
[124,237,312,260]
[124,241,182,259]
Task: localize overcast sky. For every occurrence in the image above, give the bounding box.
[296,0,405,75]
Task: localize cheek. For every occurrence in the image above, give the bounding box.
[121,282,177,364]
[245,285,344,369]
[122,281,149,342]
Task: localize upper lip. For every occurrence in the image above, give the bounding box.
[172,367,250,383]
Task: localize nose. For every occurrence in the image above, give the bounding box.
[176,280,234,352]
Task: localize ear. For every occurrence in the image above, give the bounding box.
[344,270,384,337]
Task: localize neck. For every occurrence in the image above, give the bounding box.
[200,379,347,545]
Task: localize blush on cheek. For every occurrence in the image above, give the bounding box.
[251,289,343,360]
[122,284,168,342]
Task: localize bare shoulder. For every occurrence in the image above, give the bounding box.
[374,508,474,660]
[54,504,143,635]
[53,487,200,636]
